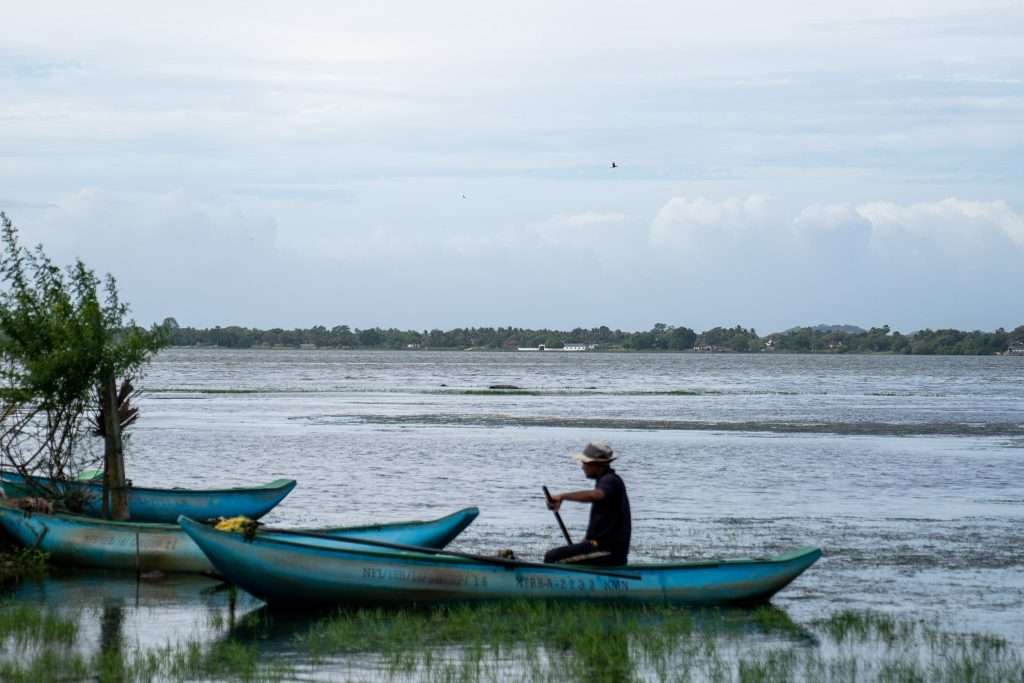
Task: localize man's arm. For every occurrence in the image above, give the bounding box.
[546,488,605,511]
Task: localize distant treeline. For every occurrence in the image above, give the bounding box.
[160,319,1024,355]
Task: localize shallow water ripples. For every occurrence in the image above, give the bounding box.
[8,347,1021,662]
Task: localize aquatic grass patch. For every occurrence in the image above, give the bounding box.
[0,600,1021,682]
[623,389,710,396]
[148,387,323,395]
[808,610,1022,683]
[413,385,724,397]
[737,648,799,683]
[302,601,699,653]
[290,603,1024,683]
[0,548,48,583]
[0,602,85,683]
[296,602,808,682]
[815,610,922,649]
[0,602,77,647]
[446,388,713,396]
[327,412,1023,437]
[0,600,290,682]
[458,389,540,396]
[160,638,290,682]
[0,648,90,683]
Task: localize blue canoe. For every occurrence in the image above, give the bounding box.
[0,471,296,523]
[0,505,479,575]
[180,516,821,607]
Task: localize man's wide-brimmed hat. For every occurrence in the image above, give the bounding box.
[572,441,616,464]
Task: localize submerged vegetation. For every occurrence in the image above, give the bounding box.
[162,319,1024,355]
[0,599,1019,682]
[0,548,47,584]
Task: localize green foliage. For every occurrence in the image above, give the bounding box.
[0,548,48,583]
[764,325,1016,355]
[0,212,167,480]
[166,324,702,351]
[695,326,761,352]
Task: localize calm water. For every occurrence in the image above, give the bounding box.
[5,349,1024,671]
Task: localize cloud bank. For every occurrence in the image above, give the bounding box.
[5,189,1021,333]
[1,1,1021,330]
[647,195,1024,330]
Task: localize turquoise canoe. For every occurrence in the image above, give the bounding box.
[179,516,821,607]
[0,471,296,523]
[0,505,479,575]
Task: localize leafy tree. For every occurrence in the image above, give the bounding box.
[357,327,383,347]
[0,213,166,518]
[665,327,696,350]
[696,325,759,351]
[625,332,655,350]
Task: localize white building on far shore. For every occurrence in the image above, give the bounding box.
[517,343,596,352]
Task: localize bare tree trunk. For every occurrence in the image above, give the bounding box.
[101,374,129,520]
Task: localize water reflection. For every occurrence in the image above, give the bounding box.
[8,568,225,606]
[4,568,254,653]
[99,603,124,666]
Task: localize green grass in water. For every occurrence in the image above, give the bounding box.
[0,603,76,646]
[296,603,1023,683]
[0,601,1021,682]
[0,549,48,584]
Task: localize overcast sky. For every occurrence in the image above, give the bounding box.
[2,1,1022,332]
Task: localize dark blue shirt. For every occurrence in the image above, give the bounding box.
[584,469,631,564]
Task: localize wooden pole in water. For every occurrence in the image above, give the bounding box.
[101,374,129,521]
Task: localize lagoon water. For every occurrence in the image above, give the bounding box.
[5,348,1024,675]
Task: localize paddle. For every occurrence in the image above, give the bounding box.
[542,486,573,545]
[246,526,641,581]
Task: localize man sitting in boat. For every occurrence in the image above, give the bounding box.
[543,441,631,566]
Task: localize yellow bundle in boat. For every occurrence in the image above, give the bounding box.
[215,516,256,534]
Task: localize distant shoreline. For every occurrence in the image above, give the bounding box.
[159,321,1024,356]
[166,346,1023,356]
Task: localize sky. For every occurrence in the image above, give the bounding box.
[1,1,1022,333]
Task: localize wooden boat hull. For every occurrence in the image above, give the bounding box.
[0,472,296,523]
[180,516,821,607]
[0,506,479,575]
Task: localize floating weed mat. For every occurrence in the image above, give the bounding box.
[148,387,321,394]
[295,603,1024,683]
[439,388,712,396]
[458,389,541,396]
